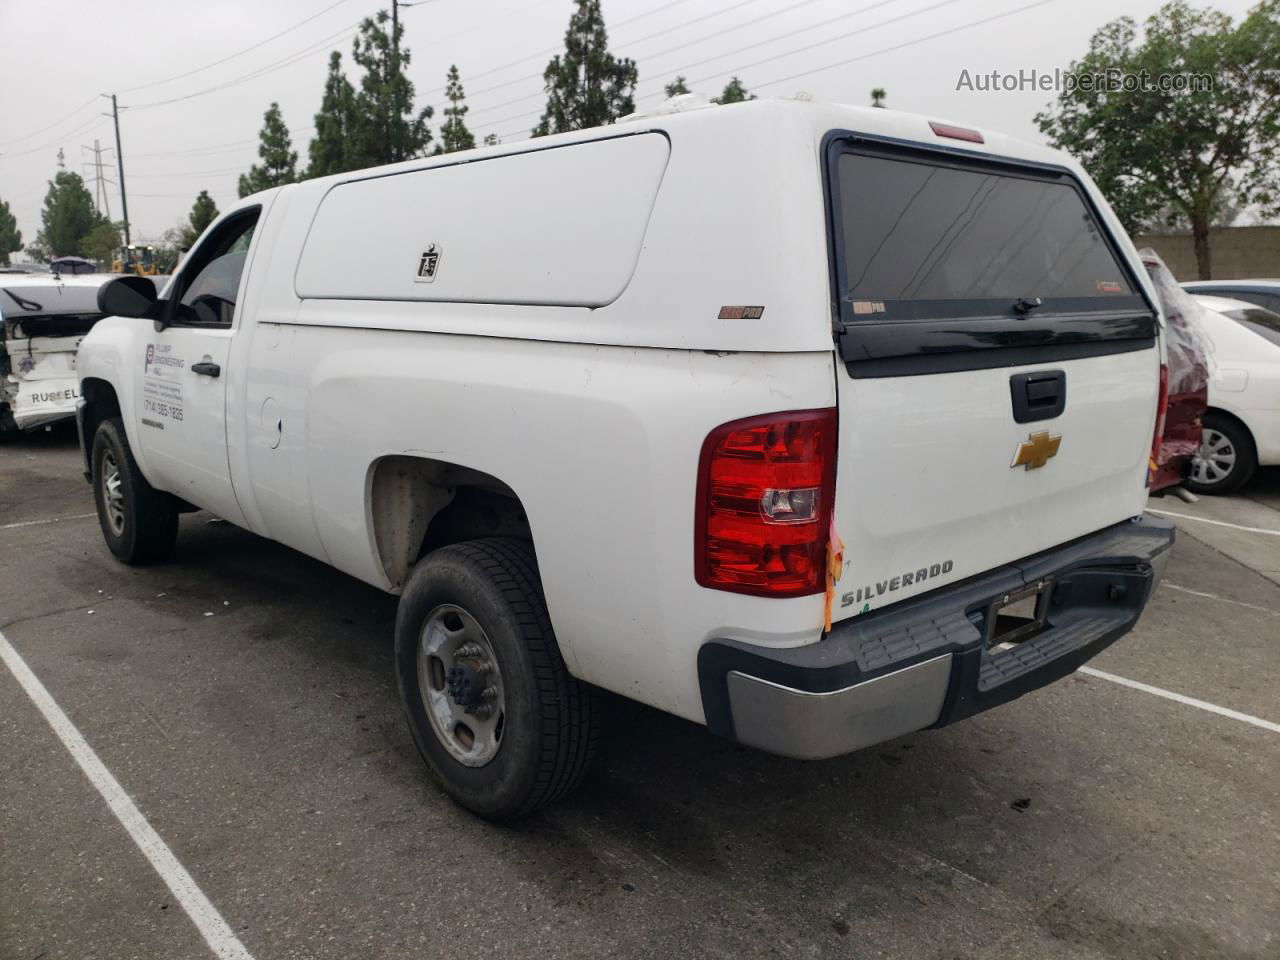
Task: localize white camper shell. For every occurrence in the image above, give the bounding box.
[78,99,1173,819]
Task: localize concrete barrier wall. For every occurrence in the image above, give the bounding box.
[1133,226,1280,281]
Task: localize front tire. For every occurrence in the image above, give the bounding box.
[91,417,179,563]
[395,538,599,821]
[1187,412,1257,495]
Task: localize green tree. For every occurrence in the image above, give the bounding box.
[180,190,220,248]
[36,170,104,257]
[712,77,755,104]
[533,0,638,137]
[238,102,298,198]
[434,64,476,155]
[308,51,361,177]
[664,75,690,98]
[82,220,122,265]
[351,10,433,165]
[1036,0,1280,279]
[483,133,501,147]
[0,198,21,265]
[871,87,887,108]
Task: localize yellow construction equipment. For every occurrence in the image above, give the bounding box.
[113,244,158,276]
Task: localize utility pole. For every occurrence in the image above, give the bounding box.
[109,94,130,246]
[392,0,400,162]
[83,140,112,220]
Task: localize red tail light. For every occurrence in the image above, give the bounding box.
[695,408,837,597]
[1148,362,1170,486]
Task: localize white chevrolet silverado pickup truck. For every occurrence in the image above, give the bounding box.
[77,99,1174,820]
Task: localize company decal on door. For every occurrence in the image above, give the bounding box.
[142,343,185,426]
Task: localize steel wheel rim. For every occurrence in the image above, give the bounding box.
[1192,428,1236,485]
[417,604,506,768]
[101,451,126,535]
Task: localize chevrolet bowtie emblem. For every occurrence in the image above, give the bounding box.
[1011,430,1062,470]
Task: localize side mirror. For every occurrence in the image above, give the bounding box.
[97,275,162,320]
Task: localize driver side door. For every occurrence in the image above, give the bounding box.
[133,205,262,526]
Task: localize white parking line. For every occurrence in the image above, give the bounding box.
[0,512,96,530]
[0,628,256,960]
[1146,508,1280,537]
[1162,582,1280,617]
[1078,666,1280,734]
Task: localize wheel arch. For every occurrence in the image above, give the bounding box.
[80,377,122,481]
[367,455,534,591]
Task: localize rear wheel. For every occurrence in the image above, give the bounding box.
[394,538,599,821]
[91,417,179,563]
[1187,412,1257,495]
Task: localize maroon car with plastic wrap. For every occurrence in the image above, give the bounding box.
[1141,251,1209,494]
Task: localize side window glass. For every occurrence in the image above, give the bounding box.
[173,215,258,327]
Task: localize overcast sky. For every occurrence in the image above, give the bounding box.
[0,0,1260,250]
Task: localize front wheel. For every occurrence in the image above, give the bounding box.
[394,538,600,821]
[91,417,179,563]
[1187,413,1257,495]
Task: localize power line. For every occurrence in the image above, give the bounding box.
[127,20,364,111]
[2,1,356,149]
[0,96,100,149]
[129,167,248,179]
[750,0,1057,92]
[640,0,969,101]
[474,0,973,133]
[117,0,358,93]
[131,140,259,159]
[0,115,111,161]
[467,0,894,122]
[130,192,235,199]
[420,0,697,100]
[490,0,1055,141]
[461,0,767,106]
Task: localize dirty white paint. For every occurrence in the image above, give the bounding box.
[0,628,257,960]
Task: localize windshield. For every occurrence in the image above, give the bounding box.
[837,152,1136,318]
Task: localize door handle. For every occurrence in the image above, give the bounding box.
[1010,370,1065,423]
[192,361,221,378]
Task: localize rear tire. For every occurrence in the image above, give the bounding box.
[91,417,179,563]
[394,537,599,821]
[1187,412,1257,495]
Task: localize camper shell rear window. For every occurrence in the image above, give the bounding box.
[826,136,1155,375]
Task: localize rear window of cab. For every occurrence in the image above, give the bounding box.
[831,145,1145,322]
[825,137,1155,373]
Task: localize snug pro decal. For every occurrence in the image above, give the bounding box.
[416,244,442,283]
[717,305,764,320]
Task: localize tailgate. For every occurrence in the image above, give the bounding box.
[826,137,1158,622]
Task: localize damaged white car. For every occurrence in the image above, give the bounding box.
[1,274,161,435]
